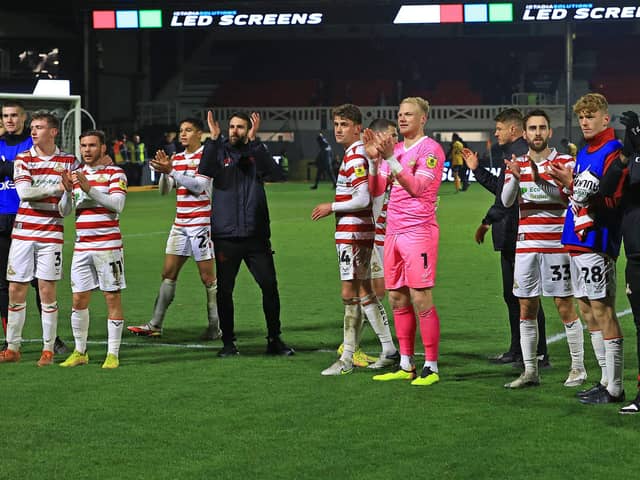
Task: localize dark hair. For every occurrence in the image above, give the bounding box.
[523,109,551,128]
[79,129,106,145]
[229,111,252,130]
[179,117,204,131]
[368,118,396,132]
[332,104,362,125]
[31,111,59,129]
[494,108,523,128]
[1,101,26,112]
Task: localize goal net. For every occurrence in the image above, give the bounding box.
[0,92,82,157]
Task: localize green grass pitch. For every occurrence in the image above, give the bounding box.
[2,181,639,479]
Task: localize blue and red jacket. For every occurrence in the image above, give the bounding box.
[0,131,32,216]
[561,128,625,258]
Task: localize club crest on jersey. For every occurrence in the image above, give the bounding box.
[223,158,232,167]
[354,165,366,178]
[98,175,108,183]
[54,165,65,173]
[7,265,15,276]
[426,155,437,168]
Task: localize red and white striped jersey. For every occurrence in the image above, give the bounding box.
[73,162,127,251]
[12,146,78,244]
[506,149,575,253]
[334,141,374,245]
[372,188,389,247]
[173,146,212,227]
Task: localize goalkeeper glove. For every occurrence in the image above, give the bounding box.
[620,110,640,156]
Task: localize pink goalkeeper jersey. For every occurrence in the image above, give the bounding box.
[371,136,445,234]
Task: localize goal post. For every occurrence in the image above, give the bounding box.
[0,92,82,158]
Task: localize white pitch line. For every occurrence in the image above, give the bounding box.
[11,308,634,353]
[546,308,632,345]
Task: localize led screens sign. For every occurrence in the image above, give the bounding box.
[392,1,640,24]
[170,11,323,27]
[92,2,640,30]
[522,3,640,21]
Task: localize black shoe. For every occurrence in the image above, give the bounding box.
[54,337,69,355]
[577,382,607,398]
[217,342,239,358]
[489,351,520,364]
[579,388,624,405]
[513,355,551,371]
[310,185,318,190]
[619,392,640,414]
[538,355,552,369]
[266,336,295,356]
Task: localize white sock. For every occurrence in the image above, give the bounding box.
[107,319,124,356]
[354,305,364,346]
[340,301,361,364]
[205,281,219,327]
[564,318,585,370]
[150,279,176,328]
[41,302,58,352]
[6,302,26,352]
[71,308,90,354]
[361,296,396,355]
[520,319,538,375]
[424,360,438,373]
[604,337,624,397]
[400,354,414,371]
[590,330,608,386]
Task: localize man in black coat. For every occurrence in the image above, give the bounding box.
[198,111,294,358]
[603,110,640,413]
[462,108,548,366]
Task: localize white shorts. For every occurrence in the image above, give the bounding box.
[371,244,384,280]
[7,239,63,282]
[513,252,573,298]
[71,249,126,293]
[570,252,616,300]
[336,243,372,281]
[165,225,213,262]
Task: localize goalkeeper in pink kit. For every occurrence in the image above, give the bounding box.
[364,97,445,385]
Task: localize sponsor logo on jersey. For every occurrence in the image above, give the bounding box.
[426,155,437,168]
[354,166,366,178]
[0,180,16,190]
[118,179,127,191]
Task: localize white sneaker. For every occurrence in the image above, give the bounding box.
[504,371,540,389]
[619,393,640,414]
[564,368,587,387]
[367,351,400,369]
[321,359,353,376]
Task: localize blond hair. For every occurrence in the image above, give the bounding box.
[573,93,608,115]
[400,96,430,116]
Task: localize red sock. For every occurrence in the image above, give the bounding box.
[419,307,440,361]
[393,305,416,356]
